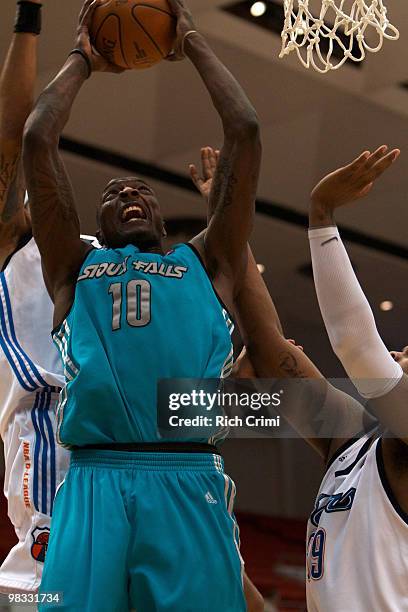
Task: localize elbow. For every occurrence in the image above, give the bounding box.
[240,112,260,140]
[226,110,261,143]
[23,116,57,159]
[329,331,352,363]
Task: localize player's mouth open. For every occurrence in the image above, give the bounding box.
[121,204,148,223]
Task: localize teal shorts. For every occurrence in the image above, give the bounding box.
[39,450,246,612]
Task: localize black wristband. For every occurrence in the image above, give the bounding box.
[68,49,92,79]
[14,1,42,36]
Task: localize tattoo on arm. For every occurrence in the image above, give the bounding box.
[278,351,308,378]
[210,157,238,217]
[0,152,25,223]
[29,152,79,229]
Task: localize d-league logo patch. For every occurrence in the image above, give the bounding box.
[31,527,50,562]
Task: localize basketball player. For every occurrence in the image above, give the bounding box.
[0,0,70,594]
[23,0,261,610]
[307,146,408,611]
[190,145,407,610]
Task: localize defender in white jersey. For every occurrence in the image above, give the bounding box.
[191,146,408,610]
[0,237,68,593]
[307,147,408,610]
[0,1,69,593]
[307,429,408,611]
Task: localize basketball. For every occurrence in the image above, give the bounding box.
[90,0,176,70]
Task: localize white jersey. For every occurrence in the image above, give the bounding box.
[306,430,408,611]
[0,237,63,436]
[0,235,96,593]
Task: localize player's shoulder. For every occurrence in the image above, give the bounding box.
[2,235,99,274]
[1,234,36,273]
[324,426,381,478]
[163,242,203,267]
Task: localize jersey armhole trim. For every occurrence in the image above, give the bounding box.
[184,242,234,324]
[51,245,96,337]
[325,425,380,473]
[1,233,33,272]
[376,438,408,527]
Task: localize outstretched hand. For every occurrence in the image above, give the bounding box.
[311,145,400,211]
[166,0,197,61]
[76,0,125,74]
[189,147,220,201]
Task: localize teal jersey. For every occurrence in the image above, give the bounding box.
[52,244,234,448]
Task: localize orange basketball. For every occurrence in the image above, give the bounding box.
[90,0,176,70]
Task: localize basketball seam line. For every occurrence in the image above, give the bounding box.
[93,12,130,69]
[131,6,169,59]
[134,4,175,19]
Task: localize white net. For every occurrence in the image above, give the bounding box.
[279,0,399,73]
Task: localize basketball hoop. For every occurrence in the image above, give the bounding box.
[279,0,399,73]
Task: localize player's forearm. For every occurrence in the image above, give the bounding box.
[309,225,402,398]
[23,56,84,279]
[185,35,260,271]
[185,34,259,141]
[0,2,41,224]
[24,55,87,149]
[0,0,42,139]
[0,34,38,141]
[235,247,283,343]
[22,58,84,225]
[234,263,336,460]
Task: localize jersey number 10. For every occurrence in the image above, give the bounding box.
[109,280,151,330]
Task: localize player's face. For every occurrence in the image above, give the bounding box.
[97,178,165,249]
[390,346,408,375]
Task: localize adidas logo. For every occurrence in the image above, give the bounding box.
[205,491,218,504]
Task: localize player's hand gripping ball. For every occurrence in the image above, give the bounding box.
[90,0,177,69]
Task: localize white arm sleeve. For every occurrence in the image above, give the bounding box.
[309,226,402,399]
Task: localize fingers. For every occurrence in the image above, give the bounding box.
[201,147,212,180]
[166,0,181,15]
[365,148,400,182]
[364,144,389,168]
[345,145,400,186]
[364,145,400,169]
[78,0,93,24]
[79,0,94,23]
[189,164,202,189]
[199,147,219,179]
[347,150,370,172]
[79,0,100,30]
[353,146,399,185]
[210,148,219,174]
[287,339,304,351]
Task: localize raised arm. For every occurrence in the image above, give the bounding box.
[308,146,408,443]
[234,250,371,461]
[0,0,42,261]
[169,0,261,299]
[190,148,370,462]
[23,0,120,326]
